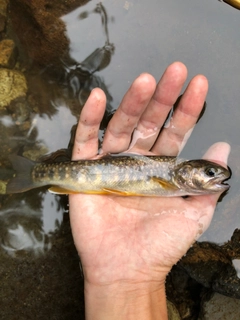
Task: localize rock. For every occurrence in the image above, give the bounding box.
[44,0,90,16]
[166,264,203,320]
[0,68,27,109]
[200,293,240,319]
[179,230,240,299]
[9,0,90,68]
[167,300,182,320]
[0,39,18,68]
[23,145,49,161]
[0,180,7,194]
[166,229,240,319]
[0,0,8,32]
[8,99,30,124]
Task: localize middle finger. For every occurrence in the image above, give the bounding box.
[102,73,156,153]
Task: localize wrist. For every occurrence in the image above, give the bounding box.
[84,280,168,320]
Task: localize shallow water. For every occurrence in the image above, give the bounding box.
[1,0,240,318]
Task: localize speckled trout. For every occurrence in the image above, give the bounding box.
[6,154,230,196]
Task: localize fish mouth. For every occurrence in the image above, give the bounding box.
[207,174,230,191]
[215,181,230,190]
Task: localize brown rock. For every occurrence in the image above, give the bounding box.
[9,0,69,66]
[9,0,89,67]
[0,0,8,32]
[44,0,90,16]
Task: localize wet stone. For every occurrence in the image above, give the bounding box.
[9,0,70,67]
[0,68,27,109]
[167,300,181,320]
[22,145,49,161]
[179,238,240,299]
[0,180,6,194]
[200,293,240,319]
[166,229,240,319]
[8,99,30,125]
[0,39,18,68]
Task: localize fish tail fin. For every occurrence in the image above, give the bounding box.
[6,155,37,194]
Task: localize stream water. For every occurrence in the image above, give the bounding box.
[1,0,240,318]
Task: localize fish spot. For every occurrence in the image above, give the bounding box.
[65,173,69,178]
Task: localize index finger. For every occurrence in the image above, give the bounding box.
[72,88,106,160]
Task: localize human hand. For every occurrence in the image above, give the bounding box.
[69,62,230,319]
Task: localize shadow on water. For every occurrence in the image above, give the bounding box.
[1,0,240,318]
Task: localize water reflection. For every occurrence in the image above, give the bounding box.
[0,191,66,256]
[0,2,116,262]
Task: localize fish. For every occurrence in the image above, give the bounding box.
[5,154,230,197]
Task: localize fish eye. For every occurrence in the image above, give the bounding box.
[205,167,218,177]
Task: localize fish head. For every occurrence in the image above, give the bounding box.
[173,160,230,194]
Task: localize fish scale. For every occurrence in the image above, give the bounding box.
[6,154,230,196]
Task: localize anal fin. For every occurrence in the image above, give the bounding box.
[48,186,149,196]
[48,186,110,195]
[48,186,82,194]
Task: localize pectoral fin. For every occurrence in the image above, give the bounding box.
[151,177,178,190]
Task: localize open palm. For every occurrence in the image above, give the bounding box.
[69,62,230,289]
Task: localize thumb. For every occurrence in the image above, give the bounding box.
[203,141,231,168]
[188,142,231,234]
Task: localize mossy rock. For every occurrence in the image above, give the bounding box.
[0,68,27,109]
